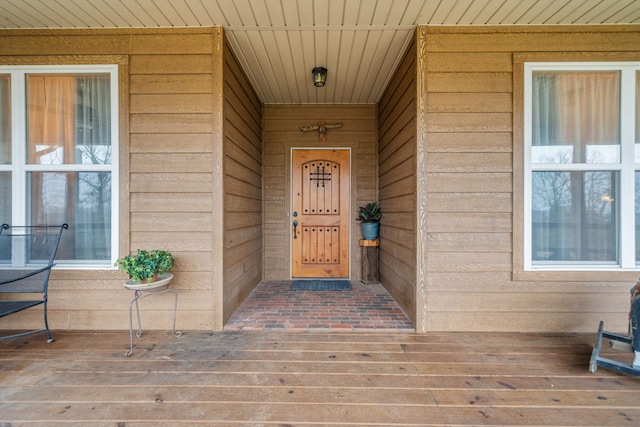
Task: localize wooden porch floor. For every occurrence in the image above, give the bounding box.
[1,330,639,425]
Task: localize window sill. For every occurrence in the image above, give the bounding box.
[513,269,640,282]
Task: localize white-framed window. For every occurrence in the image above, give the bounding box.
[0,65,119,268]
[524,62,639,271]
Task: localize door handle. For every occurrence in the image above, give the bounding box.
[293,220,298,239]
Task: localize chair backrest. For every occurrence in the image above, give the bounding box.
[0,224,68,293]
[632,283,640,351]
[0,224,68,267]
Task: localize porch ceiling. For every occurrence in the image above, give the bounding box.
[1,1,639,104]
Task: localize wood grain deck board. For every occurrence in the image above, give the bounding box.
[1,331,639,425]
[1,402,638,426]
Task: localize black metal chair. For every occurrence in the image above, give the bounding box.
[0,224,68,342]
[589,282,640,376]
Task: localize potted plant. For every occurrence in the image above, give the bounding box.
[357,202,382,240]
[115,249,175,289]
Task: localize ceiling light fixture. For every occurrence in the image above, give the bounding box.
[312,67,327,87]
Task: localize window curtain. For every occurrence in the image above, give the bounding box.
[27,75,111,261]
[532,72,619,159]
[531,72,619,263]
[74,76,111,260]
[0,76,10,225]
[636,72,640,262]
[531,74,558,148]
[27,75,75,236]
[0,76,9,164]
[637,72,640,145]
[555,72,619,162]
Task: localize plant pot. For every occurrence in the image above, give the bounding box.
[361,222,380,240]
[124,273,173,291]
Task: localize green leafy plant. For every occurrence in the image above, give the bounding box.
[357,202,382,223]
[114,249,174,284]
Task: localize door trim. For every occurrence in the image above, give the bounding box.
[289,147,351,279]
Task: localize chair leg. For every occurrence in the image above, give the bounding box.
[43,299,54,343]
[589,321,604,373]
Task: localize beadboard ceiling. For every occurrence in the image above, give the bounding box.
[1,0,639,104]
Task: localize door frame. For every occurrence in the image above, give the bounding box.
[289,147,352,279]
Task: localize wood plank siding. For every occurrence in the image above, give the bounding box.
[3,24,640,335]
[416,25,640,333]
[222,38,263,324]
[263,104,378,280]
[0,28,247,331]
[377,38,417,325]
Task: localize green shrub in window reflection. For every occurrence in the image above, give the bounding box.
[114,249,174,284]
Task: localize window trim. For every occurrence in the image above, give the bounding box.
[0,64,120,270]
[524,62,639,272]
[513,53,640,282]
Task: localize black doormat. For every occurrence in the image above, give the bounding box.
[291,280,352,291]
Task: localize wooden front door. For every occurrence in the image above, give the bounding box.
[292,149,350,278]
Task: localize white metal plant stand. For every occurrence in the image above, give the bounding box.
[124,273,181,357]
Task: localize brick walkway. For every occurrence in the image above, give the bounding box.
[224,280,415,332]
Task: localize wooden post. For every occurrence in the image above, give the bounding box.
[360,239,379,283]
